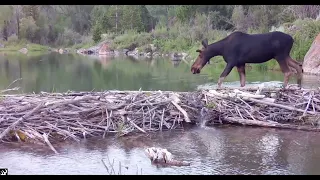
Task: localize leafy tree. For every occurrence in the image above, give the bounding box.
[92,23,102,43]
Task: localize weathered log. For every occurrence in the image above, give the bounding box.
[170,93,191,122]
[206,89,319,115]
[0,103,44,140]
[222,117,320,132]
[145,147,191,167]
[42,133,59,154]
[150,159,191,167]
[209,89,277,103]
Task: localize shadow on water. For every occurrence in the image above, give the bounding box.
[1,127,320,175]
[0,52,318,94]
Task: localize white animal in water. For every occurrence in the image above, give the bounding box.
[145,147,173,163]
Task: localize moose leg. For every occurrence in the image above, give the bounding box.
[217,63,234,88]
[287,57,303,67]
[236,64,246,87]
[286,57,303,88]
[275,58,292,88]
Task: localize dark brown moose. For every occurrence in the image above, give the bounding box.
[191,31,303,88]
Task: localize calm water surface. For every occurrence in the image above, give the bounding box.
[1,127,320,175]
[0,52,318,93]
[0,53,320,175]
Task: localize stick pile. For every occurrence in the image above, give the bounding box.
[202,86,320,131]
[0,90,202,147]
[0,86,319,150]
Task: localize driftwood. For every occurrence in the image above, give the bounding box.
[145,147,191,167]
[0,86,320,154]
[223,117,320,132]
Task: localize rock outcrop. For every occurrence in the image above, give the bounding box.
[77,49,94,55]
[98,43,113,55]
[74,41,191,61]
[51,48,59,52]
[58,48,65,54]
[170,52,189,61]
[303,33,320,75]
[19,48,28,54]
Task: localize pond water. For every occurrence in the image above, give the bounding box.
[1,127,320,175]
[0,52,318,93]
[0,52,320,175]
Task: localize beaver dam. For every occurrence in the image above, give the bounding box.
[0,86,320,153]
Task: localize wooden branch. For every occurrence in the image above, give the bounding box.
[145,147,191,167]
[233,89,266,99]
[127,117,146,133]
[222,117,320,132]
[42,133,59,154]
[247,97,318,115]
[0,103,44,140]
[170,93,191,123]
[45,96,98,108]
[207,90,318,115]
[150,159,191,167]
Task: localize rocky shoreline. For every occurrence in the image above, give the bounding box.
[9,31,320,77]
[51,41,191,61]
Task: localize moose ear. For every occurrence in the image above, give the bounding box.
[196,49,202,53]
[201,39,208,48]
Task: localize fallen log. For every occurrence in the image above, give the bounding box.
[222,117,320,132]
[0,103,44,139]
[206,89,276,103]
[145,147,191,167]
[206,89,319,115]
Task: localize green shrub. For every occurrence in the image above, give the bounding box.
[286,19,320,61]
[92,24,102,43]
[111,30,152,50]
[7,34,19,44]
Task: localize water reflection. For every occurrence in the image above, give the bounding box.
[258,133,280,167]
[171,60,181,68]
[97,55,113,69]
[0,53,210,93]
[0,53,319,94]
[1,127,320,175]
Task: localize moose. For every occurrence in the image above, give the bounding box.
[191,31,303,88]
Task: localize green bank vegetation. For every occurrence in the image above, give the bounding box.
[0,35,49,52]
[0,5,320,70]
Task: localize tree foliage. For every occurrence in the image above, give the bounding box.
[0,5,319,47]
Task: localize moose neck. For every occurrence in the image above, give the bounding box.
[205,39,225,58]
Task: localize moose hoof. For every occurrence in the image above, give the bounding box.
[281,84,289,90]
